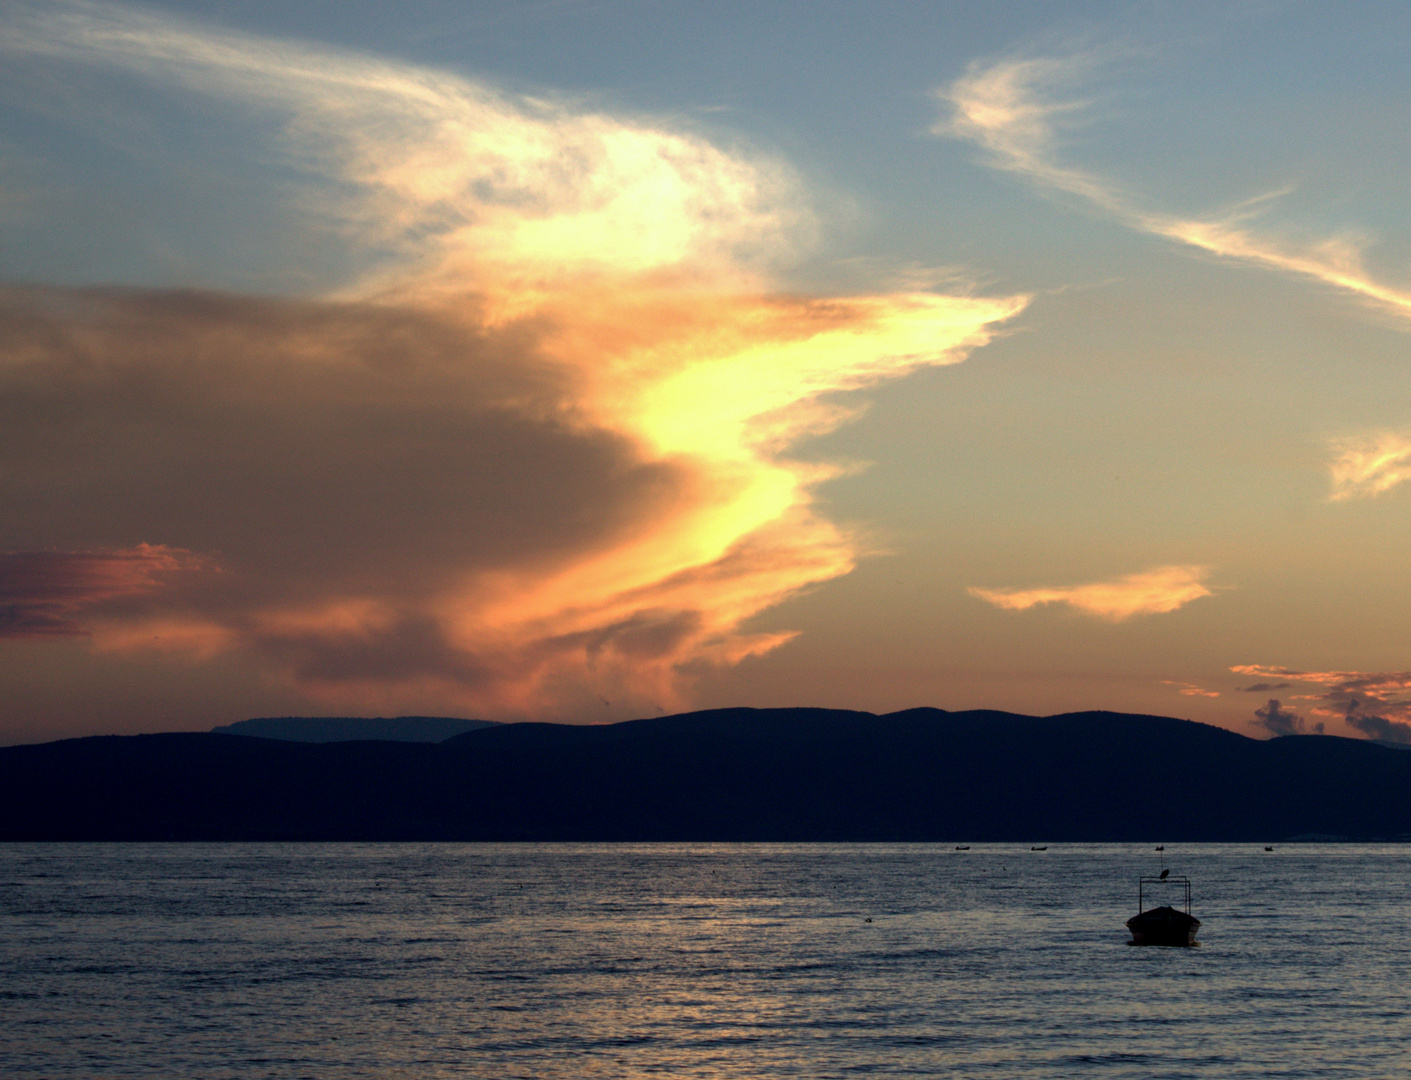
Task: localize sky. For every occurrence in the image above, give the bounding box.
[2,0,1411,745]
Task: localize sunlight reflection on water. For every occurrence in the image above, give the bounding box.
[2,843,1410,1078]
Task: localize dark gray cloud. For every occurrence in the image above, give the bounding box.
[0,284,702,706]
[1342,701,1411,745]
[0,286,681,596]
[1252,699,1304,737]
[1238,682,1290,693]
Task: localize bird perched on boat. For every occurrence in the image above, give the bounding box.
[1159,868,1170,880]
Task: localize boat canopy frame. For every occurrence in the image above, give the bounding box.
[1137,875,1192,914]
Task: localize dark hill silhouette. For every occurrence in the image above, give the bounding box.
[2,707,1409,840]
[211,715,498,743]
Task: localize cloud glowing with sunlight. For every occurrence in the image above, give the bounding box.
[969,565,1213,622]
[0,2,1027,719]
[1328,433,1411,500]
[939,52,1411,325]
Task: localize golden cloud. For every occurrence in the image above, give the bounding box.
[968,565,1214,622]
[4,0,808,291]
[0,5,1027,719]
[1328,433,1411,501]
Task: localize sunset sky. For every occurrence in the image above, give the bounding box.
[3,0,1411,746]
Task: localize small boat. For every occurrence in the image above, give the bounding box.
[1030,846,1048,851]
[954,845,970,850]
[1264,846,1274,852]
[1126,875,1200,946]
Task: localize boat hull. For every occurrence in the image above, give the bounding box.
[1126,906,1200,946]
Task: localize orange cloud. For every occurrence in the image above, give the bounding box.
[1162,680,1220,698]
[0,6,1028,720]
[1231,665,1411,742]
[1328,433,1411,501]
[969,565,1214,622]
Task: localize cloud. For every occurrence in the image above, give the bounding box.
[1,0,807,293]
[1343,706,1411,745]
[1162,680,1219,698]
[1237,682,1290,693]
[0,6,1027,719]
[941,52,1122,211]
[1251,699,1305,737]
[0,544,205,638]
[1,281,1019,718]
[939,52,1411,325]
[1328,433,1411,501]
[1231,665,1411,742]
[968,565,1213,621]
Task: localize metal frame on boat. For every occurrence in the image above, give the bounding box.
[1126,875,1200,946]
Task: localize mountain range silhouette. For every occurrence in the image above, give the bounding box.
[2,707,1408,841]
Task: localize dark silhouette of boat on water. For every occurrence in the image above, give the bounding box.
[1127,875,1200,946]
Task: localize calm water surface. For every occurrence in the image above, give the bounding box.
[3,843,1410,1078]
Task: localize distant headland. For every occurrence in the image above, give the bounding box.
[3,707,1411,842]
[211,716,500,743]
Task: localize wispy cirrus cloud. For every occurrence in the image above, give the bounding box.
[938,51,1411,325]
[968,565,1213,622]
[0,3,1026,720]
[1231,665,1411,743]
[1328,433,1411,500]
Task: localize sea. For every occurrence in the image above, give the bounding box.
[3,843,1410,1078]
